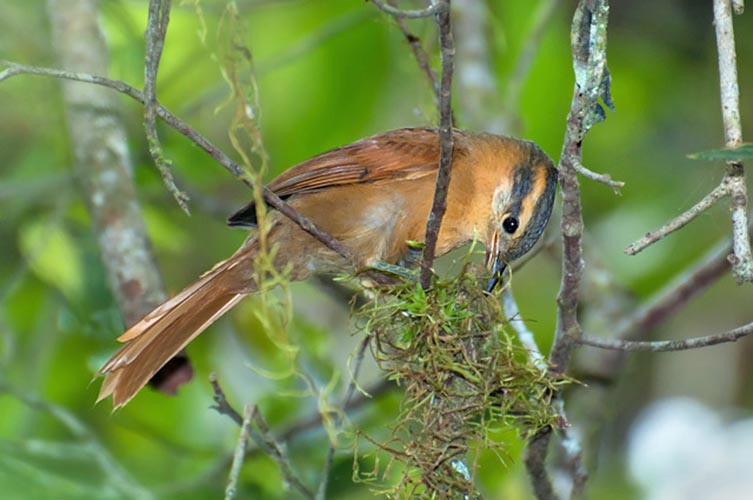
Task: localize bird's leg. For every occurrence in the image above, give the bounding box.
[368,261,418,282]
[397,240,425,270]
[365,241,425,283]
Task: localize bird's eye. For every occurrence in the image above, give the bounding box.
[502,216,519,234]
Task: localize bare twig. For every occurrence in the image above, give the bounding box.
[419,0,455,289]
[559,415,588,498]
[549,0,611,371]
[386,0,440,99]
[249,406,315,499]
[317,335,372,500]
[370,0,440,19]
[617,235,734,339]
[625,184,728,255]
[713,0,752,283]
[732,0,745,15]
[573,160,623,194]
[526,0,612,496]
[209,374,314,499]
[210,372,244,426]
[580,320,753,351]
[225,404,253,500]
[504,288,587,498]
[0,61,357,268]
[143,0,190,214]
[365,0,463,288]
[625,0,751,282]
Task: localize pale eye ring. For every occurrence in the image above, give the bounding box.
[502,216,519,234]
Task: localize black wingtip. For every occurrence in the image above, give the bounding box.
[227,201,259,228]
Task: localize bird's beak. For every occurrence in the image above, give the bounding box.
[485,229,507,293]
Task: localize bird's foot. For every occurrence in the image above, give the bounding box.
[397,240,425,270]
[367,261,419,283]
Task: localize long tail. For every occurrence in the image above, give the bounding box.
[97,243,257,408]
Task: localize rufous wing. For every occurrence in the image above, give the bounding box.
[228,128,470,227]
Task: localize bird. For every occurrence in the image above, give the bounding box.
[96,127,558,408]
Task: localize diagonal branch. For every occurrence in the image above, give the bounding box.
[625,183,728,255]
[626,0,751,283]
[210,374,314,499]
[0,61,357,268]
[580,320,753,351]
[387,0,440,100]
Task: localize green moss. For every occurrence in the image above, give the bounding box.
[355,264,566,499]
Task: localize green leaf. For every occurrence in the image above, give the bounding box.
[687,144,753,161]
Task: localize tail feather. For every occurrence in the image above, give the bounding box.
[97,250,255,408]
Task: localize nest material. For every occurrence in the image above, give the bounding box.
[356,264,565,499]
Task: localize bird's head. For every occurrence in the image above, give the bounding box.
[485,141,558,291]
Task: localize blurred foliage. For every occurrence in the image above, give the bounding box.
[1,0,752,499]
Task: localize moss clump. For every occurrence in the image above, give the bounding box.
[356,263,565,499]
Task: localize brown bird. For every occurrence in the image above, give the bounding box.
[97,128,558,407]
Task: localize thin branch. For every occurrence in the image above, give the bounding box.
[44,0,192,395]
[225,404,253,500]
[249,406,315,499]
[573,160,623,194]
[551,0,612,386]
[732,0,745,15]
[143,0,189,214]
[0,61,358,267]
[713,0,752,283]
[210,372,244,426]
[386,0,440,100]
[625,0,750,281]
[617,234,734,339]
[209,374,314,499]
[317,335,372,500]
[714,0,744,148]
[580,320,753,351]
[419,0,455,289]
[370,0,440,19]
[624,183,728,255]
[526,1,612,496]
[559,415,588,498]
[504,288,587,498]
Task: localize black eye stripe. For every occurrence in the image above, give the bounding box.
[508,163,534,214]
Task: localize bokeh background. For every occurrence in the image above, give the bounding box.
[1,0,752,498]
